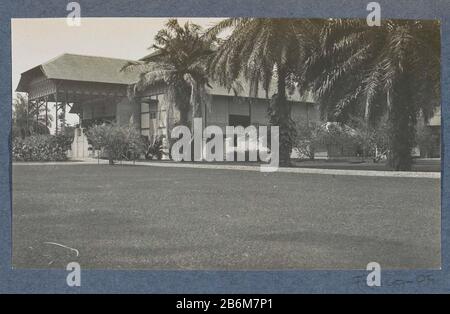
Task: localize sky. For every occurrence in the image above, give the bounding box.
[11,17,225,132]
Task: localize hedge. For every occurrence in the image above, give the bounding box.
[12,134,72,162]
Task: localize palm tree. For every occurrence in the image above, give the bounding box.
[206,18,320,166]
[122,19,215,136]
[12,93,52,138]
[299,19,440,170]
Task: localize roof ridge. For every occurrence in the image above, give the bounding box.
[32,53,141,86]
[57,52,136,62]
[41,53,68,66]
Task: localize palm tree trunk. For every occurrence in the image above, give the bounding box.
[192,84,203,120]
[108,149,114,165]
[190,80,203,162]
[166,98,173,141]
[388,74,415,171]
[61,102,66,134]
[271,66,294,167]
[179,108,189,127]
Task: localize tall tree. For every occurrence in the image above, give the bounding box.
[12,93,52,138]
[299,19,440,170]
[206,18,319,166]
[122,19,215,134]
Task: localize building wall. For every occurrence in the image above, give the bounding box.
[116,97,140,127]
[205,96,230,129]
[228,97,251,116]
[203,95,319,129]
[82,93,320,138]
[80,97,140,127]
[79,91,323,159]
[291,103,320,127]
[81,101,116,120]
[250,100,269,125]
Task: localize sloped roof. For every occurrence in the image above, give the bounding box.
[139,50,162,62]
[17,54,140,92]
[42,53,141,84]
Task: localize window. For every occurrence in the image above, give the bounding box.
[141,102,149,113]
[229,114,251,127]
[141,113,150,129]
[140,99,159,138]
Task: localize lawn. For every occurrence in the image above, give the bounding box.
[292,158,441,172]
[12,164,441,270]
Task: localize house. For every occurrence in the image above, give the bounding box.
[16,53,440,160]
[16,53,320,158]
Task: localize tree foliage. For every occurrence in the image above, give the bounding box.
[299,19,440,170]
[143,135,166,160]
[206,18,322,166]
[122,19,215,130]
[295,122,360,160]
[12,93,53,139]
[350,116,389,162]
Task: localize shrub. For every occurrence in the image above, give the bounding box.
[294,122,360,160]
[350,117,390,162]
[144,136,166,160]
[85,122,145,165]
[294,124,322,159]
[416,123,434,158]
[12,134,71,161]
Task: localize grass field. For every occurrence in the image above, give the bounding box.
[12,164,441,270]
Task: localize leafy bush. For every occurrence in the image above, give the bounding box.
[415,121,433,157]
[144,136,166,160]
[294,122,360,160]
[12,134,71,161]
[86,122,145,164]
[350,117,389,162]
[294,124,322,159]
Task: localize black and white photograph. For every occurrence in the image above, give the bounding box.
[11,15,441,272]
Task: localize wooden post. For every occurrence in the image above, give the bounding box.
[306,103,310,126]
[36,100,39,132]
[55,91,59,135]
[249,99,252,124]
[45,97,48,130]
[61,91,67,134]
[26,97,29,136]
